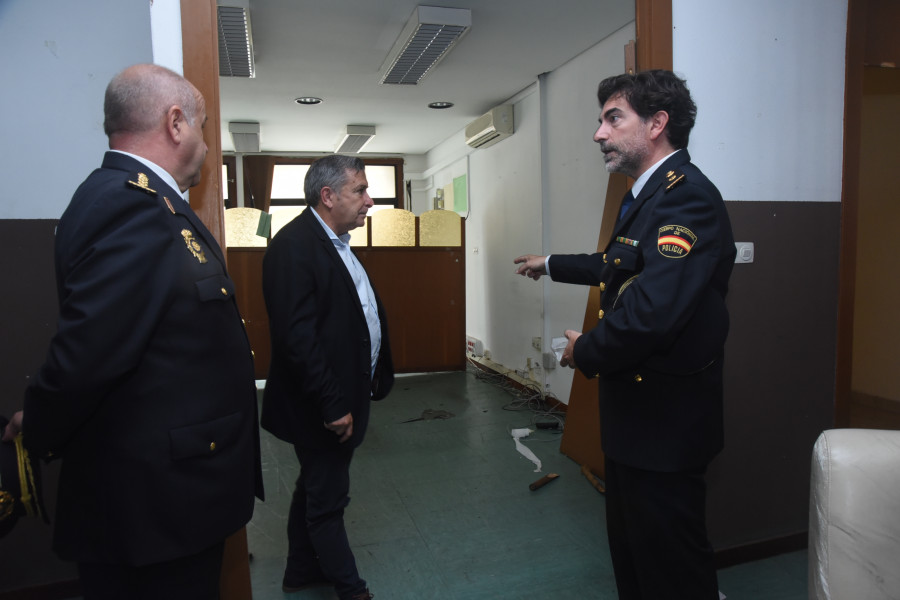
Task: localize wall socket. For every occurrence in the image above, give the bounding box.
[531,337,541,351]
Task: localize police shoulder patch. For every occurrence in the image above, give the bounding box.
[664,169,686,192]
[657,225,697,259]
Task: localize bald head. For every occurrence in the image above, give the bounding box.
[104,64,201,139]
[102,64,209,192]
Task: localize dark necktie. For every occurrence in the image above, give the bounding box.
[618,189,635,221]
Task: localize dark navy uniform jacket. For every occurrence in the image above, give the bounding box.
[550,150,735,472]
[261,207,394,451]
[23,152,263,566]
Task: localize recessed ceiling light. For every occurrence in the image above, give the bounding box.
[294,97,322,105]
[428,101,454,109]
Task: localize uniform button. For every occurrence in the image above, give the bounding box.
[209,442,216,451]
[598,310,605,319]
[634,374,642,383]
[614,258,621,266]
[221,288,228,296]
[599,282,606,292]
[603,253,608,262]
[251,350,255,358]
[242,318,246,325]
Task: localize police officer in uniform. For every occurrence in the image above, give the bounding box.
[2,64,263,599]
[515,70,735,599]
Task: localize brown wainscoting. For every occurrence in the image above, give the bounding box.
[357,245,466,372]
[706,200,840,556]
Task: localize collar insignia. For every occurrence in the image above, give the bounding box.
[163,197,176,214]
[665,169,685,191]
[127,172,157,195]
[181,229,208,264]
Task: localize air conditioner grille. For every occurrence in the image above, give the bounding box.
[381,24,468,85]
[218,6,255,78]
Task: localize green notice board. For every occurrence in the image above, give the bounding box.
[453,174,467,212]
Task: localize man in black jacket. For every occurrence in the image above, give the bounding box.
[2,64,263,599]
[515,70,734,599]
[262,155,393,600]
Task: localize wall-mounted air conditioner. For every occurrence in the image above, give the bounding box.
[465,104,514,149]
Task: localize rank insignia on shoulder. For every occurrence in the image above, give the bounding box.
[657,224,697,259]
[127,172,157,195]
[665,169,685,191]
[181,229,208,264]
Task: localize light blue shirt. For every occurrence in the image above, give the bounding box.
[310,207,382,379]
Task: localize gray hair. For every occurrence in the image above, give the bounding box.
[103,64,200,137]
[304,155,366,207]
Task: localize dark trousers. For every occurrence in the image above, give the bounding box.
[287,444,365,599]
[604,457,719,600]
[77,540,224,600]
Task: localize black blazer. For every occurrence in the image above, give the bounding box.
[550,150,735,472]
[23,152,263,566]
[261,207,393,450]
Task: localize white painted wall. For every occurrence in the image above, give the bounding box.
[422,23,635,400]
[539,24,636,399]
[0,0,153,219]
[422,88,543,373]
[673,0,847,202]
[150,0,185,75]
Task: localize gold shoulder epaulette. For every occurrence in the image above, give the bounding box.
[127,172,157,195]
[665,169,686,191]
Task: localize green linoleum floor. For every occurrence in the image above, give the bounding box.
[247,369,808,600]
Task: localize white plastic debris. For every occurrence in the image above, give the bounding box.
[511,428,542,472]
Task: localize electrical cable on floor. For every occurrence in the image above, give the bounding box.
[466,356,566,436]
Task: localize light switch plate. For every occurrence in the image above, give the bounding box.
[735,242,754,263]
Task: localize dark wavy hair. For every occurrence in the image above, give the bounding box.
[596,69,697,149]
[304,155,366,207]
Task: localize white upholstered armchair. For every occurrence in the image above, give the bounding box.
[808,428,900,599]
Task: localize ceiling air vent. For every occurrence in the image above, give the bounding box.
[218,6,255,78]
[379,6,471,85]
[336,126,376,154]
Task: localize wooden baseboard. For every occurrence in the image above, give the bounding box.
[714,532,807,569]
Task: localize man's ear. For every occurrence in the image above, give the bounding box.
[165,105,186,143]
[648,110,670,141]
[319,186,335,208]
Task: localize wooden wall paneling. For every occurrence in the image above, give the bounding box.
[559,173,630,479]
[227,248,270,379]
[836,0,866,428]
[635,0,673,71]
[358,247,466,372]
[181,0,226,251]
[357,218,466,373]
[242,155,276,212]
[864,0,900,66]
[182,2,252,598]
